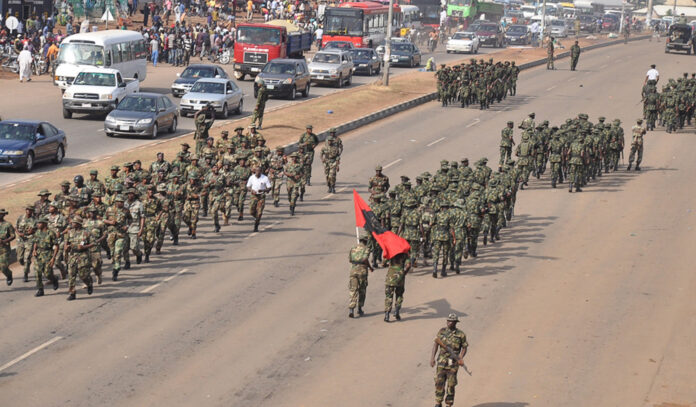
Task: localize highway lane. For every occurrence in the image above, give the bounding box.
[2,39,694,407]
[0,45,498,186]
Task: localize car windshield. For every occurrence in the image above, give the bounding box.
[73,72,116,86]
[551,20,565,26]
[57,43,105,66]
[324,12,363,36]
[263,63,296,75]
[392,43,412,52]
[449,0,472,7]
[313,53,340,64]
[190,81,225,94]
[117,96,157,112]
[479,24,497,31]
[181,67,216,79]
[325,42,351,49]
[0,123,35,141]
[452,33,474,40]
[351,50,373,59]
[507,26,527,33]
[236,26,280,45]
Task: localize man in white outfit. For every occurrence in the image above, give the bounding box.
[18,45,33,82]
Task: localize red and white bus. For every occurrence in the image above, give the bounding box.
[322,1,402,49]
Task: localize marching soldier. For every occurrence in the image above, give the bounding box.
[320,132,342,193]
[499,121,515,170]
[628,119,646,171]
[384,252,411,322]
[0,209,16,285]
[298,124,319,186]
[31,217,59,296]
[348,231,373,318]
[16,205,36,282]
[268,146,286,207]
[430,313,468,407]
[64,217,95,301]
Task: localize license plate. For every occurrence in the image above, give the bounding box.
[83,103,92,107]
[359,64,367,67]
[119,125,129,131]
[266,85,275,89]
[392,58,399,62]
[251,67,260,72]
[317,76,324,80]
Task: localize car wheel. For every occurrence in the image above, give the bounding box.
[106,132,114,137]
[234,71,246,81]
[24,152,34,172]
[52,145,65,164]
[220,103,229,118]
[289,85,296,100]
[376,65,381,74]
[235,98,243,114]
[337,74,343,88]
[302,83,310,97]
[253,88,258,98]
[179,110,187,118]
[169,116,177,133]
[62,108,72,119]
[346,74,352,86]
[367,66,373,76]
[150,123,158,139]
[446,50,451,53]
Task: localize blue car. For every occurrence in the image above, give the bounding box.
[0,120,67,171]
[349,48,381,76]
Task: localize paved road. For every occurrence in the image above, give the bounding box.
[1,39,694,407]
[0,45,498,186]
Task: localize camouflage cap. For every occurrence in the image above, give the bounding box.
[507,121,513,125]
[37,216,49,223]
[49,202,60,208]
[578,113,588,119]
[403,181,411,187]
[422,171,432,177]
[127,187,138,194]
[598,116,606,121]
[529,112,535,117]
[329,127,337,134]
[450,161,458,167]
[403,197,418,207]
[71,216,83,225]
[37,189,51,196]
[157,184,167,192]
[181,142,191,148]
[430,185,441,192]
[253,146,263,152]
[221,130,229,135]
[305,124,313,129]
[289,152,300,158]
[123,162,133,167]
[110,165,120,171]
[636,118,643,124]
[89,169,98,175]
[447,313,459,322]
[92,191,103,197]
[113,184,125,192]
[460,158,469,163]
[440,160,449,167]
[388,190,397,196]
[60,180,71,187]
[400,175,410,181]
[454,199,466,209]
[114,195,125,202]
[85,207,98,213]
[25,205,35,211]
[415,175,423,181]
[440,199,451,207]
[471,183,482,190]
[375,165,383,171]
[0,208,8,215]
[276,146,284,151]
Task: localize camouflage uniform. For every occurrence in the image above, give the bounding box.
[0,211,16,284]
[384,253,410,321]
[32,222,59,292]
[268,148,286,206]
[398,199,423,266]
[284,154,303,215]
[104,197,130,278]
[499,122,515,168]
[83,212,105,283]
[64,220,94,298]
[431,202,453,278]
[320,135,341,193]
[348,240,371,315]
[434,319,468,406]
[628,120,646,171]
[298,127,319,185]
[16,208,36,280]
[141,188,162,260]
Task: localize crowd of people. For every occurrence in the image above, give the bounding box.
[0,115,345,301]
[435,59,520,109]
[642,70,696,134]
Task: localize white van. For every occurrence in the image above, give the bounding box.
[54,30,148,90]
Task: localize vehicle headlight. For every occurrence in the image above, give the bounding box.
[211,101,222,106]
[137,118,153,125]
[101,94,113,100]
[283,78,293,84]
[2,150,25,156]
[181,99,190,104]
[329,68,337,74]
[105,116,117,123]
[63,92,72,98]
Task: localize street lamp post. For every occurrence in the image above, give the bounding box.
[383,0,394,86]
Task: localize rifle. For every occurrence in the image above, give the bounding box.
[434,337,472,376]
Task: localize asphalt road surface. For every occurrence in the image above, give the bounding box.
[1,39,695,407]
[0,45,497,186]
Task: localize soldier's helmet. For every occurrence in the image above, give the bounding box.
[522,133,530,140]
[637,119,643,124]
[74,175,84,184]
[440,160,449,168]
[447,313,459,322]
[507,120,513,126]
[529,112,535,118]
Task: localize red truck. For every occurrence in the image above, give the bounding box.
[233,21,313,80]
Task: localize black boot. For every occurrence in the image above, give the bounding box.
[349,309,355,318]
[6,275,12,286]
[274,200,279,207]
[568,182,573,193]
[440,267,447,278]
[125,260,131,270]
[144,253,150,263]
[384,311,390,322]
[627,164,632,171]
[394,306,401,321]
[290,206,295,216]
[635,165,641,171]
[173,235,179,245]
[214,224,220,233]
[87,283,93,295]
[358,307,364,316]
[253,219,260,232]
[105,248,111,260]
[51,276,59,290]
[300,192,304,201]
[238,213,243,221]
[23,272,29,283]
[552,179,556,188]
[432,263,438,278]
[35,288,44,297]
[483,234,487,246]
[66,292,76,301]
[136,254,142,264]
[455,262,461,274]
[112,268,119,281]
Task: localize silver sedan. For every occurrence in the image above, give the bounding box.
[104,93,179,139]
[180,78,244,118]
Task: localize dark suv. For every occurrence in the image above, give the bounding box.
[255,59,311,100]
[471,22,505,48]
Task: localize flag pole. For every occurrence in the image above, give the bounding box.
[355,227,360,244]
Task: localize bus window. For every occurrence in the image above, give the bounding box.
[112,44,122,64]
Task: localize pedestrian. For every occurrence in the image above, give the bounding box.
[18,45,33,82]
[150,35,159,66]
[430,313,468,407]
[0,209,17,286]
[645,64,659,85]
[570,40,581,71]
[348,231,373,318]
[246,166,272,232]
[384,252,410,322]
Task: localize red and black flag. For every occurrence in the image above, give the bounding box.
[353,190,410,259]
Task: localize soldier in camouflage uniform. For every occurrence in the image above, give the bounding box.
[31,217,59,296]
[156,184,177,250]
[568,132,587,192]
[205,165,225,232]
[0,209,16,285]
[448,199,467,274]
[515,132,534,189]
[104,195,130,281]
[348,232,373,318]
[53,180,73,210]
[465,183,485,258]
[499,121,515,170]
[232,157,251,220]
[548,132,565,188]
[431,200,453,278]
[298,124,319,186]
[83,208,105,285]
[16,205,36,282]
[284,153,303,216]
[369,193,390,268]
[643,86,659,131]
[398,197,424,267]
[63,217,94,300]
[167,173,184,245]
[430,313,468,407]
[320,133,341,193]
[608,119,624,171]
[85,169,106,197]
[125,188,144,266]
[268,146,286,207]
[627,119,646,171]
[183,172,202,238]
[34,189,52,216]
[193,105,215,155]
[384,252,411,322]
[141,185,162,262]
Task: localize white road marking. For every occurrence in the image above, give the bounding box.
[0,336,63,373]
[426,137,446,147]
[97,129,104,132]
[568,76,576,81]
[140,268,188,293]
[321,193,333,200]
[546,85,557,91]
[383,158,402,169]
[337,187,347,192]
[6,183,16,188]
[466,118,481,128]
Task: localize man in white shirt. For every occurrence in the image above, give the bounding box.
[246,167,272,232]
[645,64,659,85]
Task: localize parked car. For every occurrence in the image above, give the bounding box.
[62,68,139,119]
[375,37,410,59]
[550,19,569,38]
[171,64,229,97]
[322,41,355,50]
[0,120,67,171]
[665,23,694,54]
[578,15,597,33]
[471,22,505,48]
[180,78,244,118]
[104,93,178,139]
[309,49,354,88]
[349,48,381,75]
[504,24,531,45]
[255,58,311,100]
[446,32,480,54]
[388,41,422,67]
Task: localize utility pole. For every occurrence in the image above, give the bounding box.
[383,0,394,86]
[646,0,653,26]
[540,0,546,48]
[672,0,677,20]
[619,0,625,34]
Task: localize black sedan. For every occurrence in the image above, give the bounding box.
[0,120,67,171]
[349,48,381,75]
[505,25,531,45]
[388,42,422,67]
[104,93,179,139]
[171,64,229,97]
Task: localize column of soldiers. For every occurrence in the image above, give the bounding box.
[435,59,520,109]
[642,73,696,134]
[0,123,343,300]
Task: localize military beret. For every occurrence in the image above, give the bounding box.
[37,189,51,196]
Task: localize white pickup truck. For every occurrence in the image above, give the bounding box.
[62,68,140,118]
